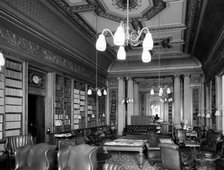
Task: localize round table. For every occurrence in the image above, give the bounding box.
[195,151,220,170]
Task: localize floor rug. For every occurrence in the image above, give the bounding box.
[106,152,164,170]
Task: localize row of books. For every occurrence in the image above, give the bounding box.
[5,97,22,105]
[5,69,23,80]
[6,121,21,129]
[5,113,21,121]
[5,129,20,137]
[5,87,23,96]
[5,78,22,88]
[6,60,22,71]
[5,105,23,112]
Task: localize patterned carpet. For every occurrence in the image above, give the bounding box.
[106,152,164,170]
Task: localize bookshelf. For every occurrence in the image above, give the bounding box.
[109,89,117,127]
[55,75,71,133]
[87,94,96,127]
[0,114,3,140]
[5,59,23,136]
[98,95,106,126]
[192,87,199,125]
[73,81,86,129]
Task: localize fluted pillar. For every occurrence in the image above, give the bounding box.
[200,76,205,126]
[221,75,224,135]
[134,82,139,115]
[117,77,125,135]
[183,74,191,124]
[174,75,181,124]
[127,77,134,125]
[205,85,210,127]
[215,76,222,131]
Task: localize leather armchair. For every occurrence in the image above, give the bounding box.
[159,143,194,170]
[57,143,98,170]
[103,163,125,170]
[15,143,57,170]
[5,134,34,157]
[200,130,223,153]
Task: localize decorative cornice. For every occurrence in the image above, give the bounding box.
[184,0,203,53]
[0,25,106,84]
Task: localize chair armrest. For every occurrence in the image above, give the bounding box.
[147,147,160,151]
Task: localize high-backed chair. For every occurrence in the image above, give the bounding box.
[159,143,194,170]
[57,143,98,170]
[200,129,223,153]
[5,134,34,167]
[14,143,57,170]
[5,134,34,157]
[174,129,186,145]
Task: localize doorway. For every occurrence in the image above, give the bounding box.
[28,94,45,143]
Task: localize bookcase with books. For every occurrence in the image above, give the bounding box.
[73,81,86,129]
[109,89,117,127]
[98,95,106,126]
[0,114,3,140]
[5,59,23,136]
[87,95,96,127]
[55,75,71,133]
[0,69,4,140]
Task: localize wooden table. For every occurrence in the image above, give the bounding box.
[103,139,146,169]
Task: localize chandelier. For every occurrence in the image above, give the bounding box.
[95,0,154,63]
[88,25,107,97]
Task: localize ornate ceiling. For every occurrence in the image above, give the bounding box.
[51,0,203,78]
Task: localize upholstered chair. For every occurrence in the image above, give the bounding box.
[5,134,34,157]
[200,130,223,153]
[103,163,125,170]
[57,143,98,170]
[5,134,34,167]
[15,143,57,170]
[159,143,194,170]
[174,129,187,145]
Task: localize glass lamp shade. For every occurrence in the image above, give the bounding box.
[142,49,151,63]
[87,89,92,95]
[206,114,210,118]
[215,110,221,116]
[142,32,153,50]
[96,34,107,51]
[159,87,163,94]
[113,22,125,46]
[117,46,126,60]
[150,89,154,95]
[103,89,107,95]
[97,89,102,96]
[167,88,171,94]
[0,52,5,71]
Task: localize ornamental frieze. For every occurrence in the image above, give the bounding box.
[0,26,106,83]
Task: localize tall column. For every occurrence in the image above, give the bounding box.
[180,75,184,120]
[200,76,205,126]
[221,75,224,135]
[105,80,110,125]
[134,82,139,115]
[127,77,134,125]
[183,74,191,125]
[117,77,125,135]
[174,75,181,124]
[215,76,222,131]
[205,85,210,127]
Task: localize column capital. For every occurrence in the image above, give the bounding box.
[183,74,191,78]
[174,74,181,78]
[117,77,125,80]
